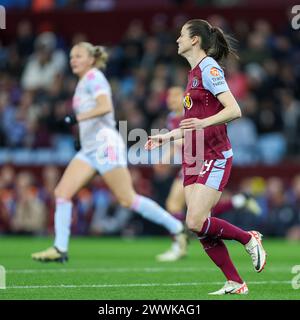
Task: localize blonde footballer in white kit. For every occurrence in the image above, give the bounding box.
[32,42,187,263]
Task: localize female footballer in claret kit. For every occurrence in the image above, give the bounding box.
[146,19,267,295]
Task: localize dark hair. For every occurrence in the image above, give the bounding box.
[185,19,238,62]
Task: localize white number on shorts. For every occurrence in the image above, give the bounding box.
[200,160,214,175]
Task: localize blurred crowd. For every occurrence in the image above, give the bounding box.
[0,164,151,236]
[0,0,187,11]
[1,164,300,239]
[0,0,115,11]
[0,13,300,237]
[0,0,216,11]
[0,15,300,165]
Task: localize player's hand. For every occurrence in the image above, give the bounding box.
[179,118,206,130]
[144,135,166,150]
[64,113,78,126]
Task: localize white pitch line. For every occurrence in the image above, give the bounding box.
[6,280,292,289]
[6,266,292,274]
[6,267,213,274]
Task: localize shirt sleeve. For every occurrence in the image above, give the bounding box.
[86,70,111,99]
[202,65,229,96]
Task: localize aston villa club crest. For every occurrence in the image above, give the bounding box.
[183,93,193,110]
[192,76,199,88]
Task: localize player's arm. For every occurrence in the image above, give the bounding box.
[205,91,242,126]
[76,94,113,122]
[145,128,184,150]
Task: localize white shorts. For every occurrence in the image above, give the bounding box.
[75,128,127,175]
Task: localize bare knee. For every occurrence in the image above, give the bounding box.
[116,192,136,209]
[54,186,72,201]
[185,207,208,233]
[185,217,207,233]
[166,198,181,214]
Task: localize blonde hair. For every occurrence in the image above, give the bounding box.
[76,42,109,70]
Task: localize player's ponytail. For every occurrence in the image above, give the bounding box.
[208,26,237,61]
[185,19,238,62]
[76,42,109,70]
[93,45,108,70]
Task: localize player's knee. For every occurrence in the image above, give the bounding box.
[54,186,71,200]
[186,217,206,232]
[166,199,180,214]
[118,198,132,208]
[186,209,207,232]
[54,186,62,198]
[116,193,135,209]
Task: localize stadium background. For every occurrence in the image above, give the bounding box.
[0,0,300,241]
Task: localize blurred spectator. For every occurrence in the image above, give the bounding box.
[0,165,16,232]
[10,171,47,234]
[140,36,160,72]
[0,165,16,189]
[255,97,286,164]
[15,20,35,59]
[287,175,300,240]
[228,117,258,166]
[0,41,8,71]
[241,32,272,65]
[0,91,28,147]
[0,200,10,233]
[279,89,300,155]
[21,32,67,92]
[207,14,230,32]
[263,177,298,237]
[226,58,249,101]
[89,189,132,235]
[150,13,172,50]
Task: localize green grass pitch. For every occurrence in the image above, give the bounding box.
[0,236,299,300]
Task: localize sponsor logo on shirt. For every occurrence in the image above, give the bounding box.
[183,93,193,110]
[210,67,220,77]
[210,67,225,87]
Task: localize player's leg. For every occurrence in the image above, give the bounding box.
[32,157,97,262]
[186,182,266,273]
[165,177,186,221]
[185,183,249,294]
[185,183,265,294]
[102,167,183,234]
[101,167,187,261]
[157,177,187,261]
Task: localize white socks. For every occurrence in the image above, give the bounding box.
[53,194,183,252]
[130,195,183,235]
[54,198,73,252]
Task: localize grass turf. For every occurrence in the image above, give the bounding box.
[0,236,299,300]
